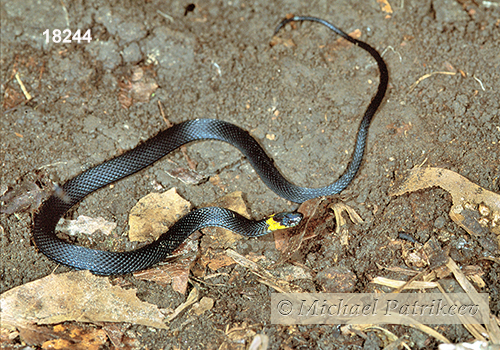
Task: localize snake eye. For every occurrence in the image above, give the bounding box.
[274,212,303,228]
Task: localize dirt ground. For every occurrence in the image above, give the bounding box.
[1,0,499,349]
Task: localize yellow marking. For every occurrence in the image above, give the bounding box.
[266,215,287,232]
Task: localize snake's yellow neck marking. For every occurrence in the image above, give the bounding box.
[266,215,288,232]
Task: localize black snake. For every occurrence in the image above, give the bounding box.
[32,16,388,275]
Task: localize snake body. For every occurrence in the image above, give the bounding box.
[32,16,388,275]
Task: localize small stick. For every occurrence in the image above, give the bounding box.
[15,72,32,101]
[408,71,456,93]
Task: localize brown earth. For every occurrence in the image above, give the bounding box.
[1,0,499,349]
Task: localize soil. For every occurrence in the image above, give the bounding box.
[1,0,499,349]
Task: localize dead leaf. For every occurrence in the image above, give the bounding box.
[118,66,158,109]
[128,188,192,242]
[200,191,250,250]
[329,202,364,245]
[165,166,206,185]
[225,249,302,293]
[100,323,140,349]
[0,181,53,214]
[41,324,108,350]
[389,167,500,238]
[3,86,24,109]
[0,271,167,331]
[164,287,198,323]
[274,197,323,259]
[200,248,236,271]
[133,235,199,294]
[56,215,117,237]
[191,296,214,316]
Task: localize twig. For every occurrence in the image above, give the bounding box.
[408,71,456,93]
[15,72,32,101]
[156,10,174,22]
[472,75,486,91]
[60,0,70,27]
[157,101,172,127]
[381,45,402,62]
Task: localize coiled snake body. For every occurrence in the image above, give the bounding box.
[33,16,388,275]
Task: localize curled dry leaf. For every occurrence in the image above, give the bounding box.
[0,271,167,331]
[191,296,214,316]
[389,167,500,238]
[128,188,192,242]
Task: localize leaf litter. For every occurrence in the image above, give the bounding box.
[0,270,167,347]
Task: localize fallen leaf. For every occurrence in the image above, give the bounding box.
[0,271,167,331]
[41,324,108,350]
[133,235,199,294]
[200,191,250,250]
[274,197,322,257]
[166,166,206,185]
[389,167,500,238]
[56,215,117,237]
[200,248,236,271]
[3,86,24,109]
[225,249,301,293]
[164,287,198,323]
[0,181,53,214]
[191,296,214,316]
[128,188,192,242]
[118,66,158,109]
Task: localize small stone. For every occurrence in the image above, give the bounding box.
[478,203,490,217]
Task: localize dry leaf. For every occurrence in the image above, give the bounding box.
[3,86,24,109]
[164,287,198,322]
[371,276,440,290]
[133,236,199,294]
[56,215,117,237]
[41,324,108,350]
[200,191,250,250]
[166,166,206,185]
[389,167,500,238]
[200,248,237,271]
[0,271,167,331]
[191,296,214,316]
[118,66,158,108]
[274,197,323,259]
[128,188,192,242]
[0,181,53,214]
[226,249,301,293]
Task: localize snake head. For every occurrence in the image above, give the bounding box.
[266,212,303,232]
